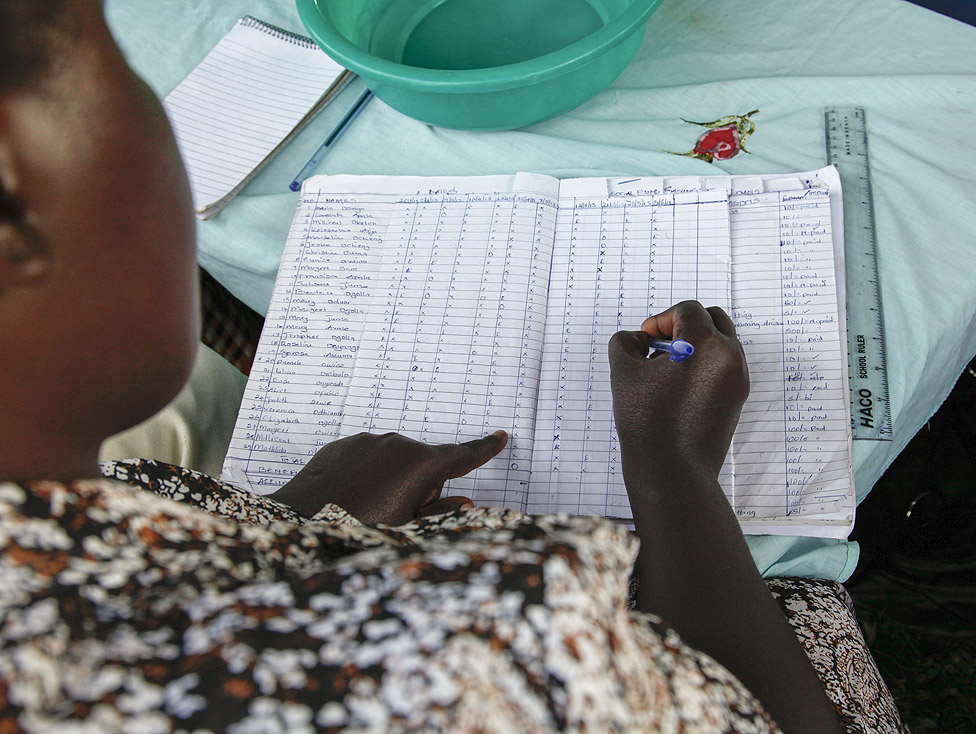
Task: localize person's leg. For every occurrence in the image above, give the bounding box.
[99,343,246,477]
[767,578,909,733]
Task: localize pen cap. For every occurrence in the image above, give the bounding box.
[670,339,694,362]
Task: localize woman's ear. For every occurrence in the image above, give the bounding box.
[0,143,49,289]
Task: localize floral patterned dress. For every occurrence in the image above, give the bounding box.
[0,460,906,733]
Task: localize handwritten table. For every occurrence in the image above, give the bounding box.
[105,0,976,581]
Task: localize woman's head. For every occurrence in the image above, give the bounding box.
[0,0,199,480]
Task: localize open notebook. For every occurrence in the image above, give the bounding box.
[163,16,350,219]
[222,167,854,539]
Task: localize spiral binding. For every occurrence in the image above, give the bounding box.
[239,15,317,49]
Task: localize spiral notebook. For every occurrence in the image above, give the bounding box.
[162,16,351,219]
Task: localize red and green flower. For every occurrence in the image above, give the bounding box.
[671,109,759,163]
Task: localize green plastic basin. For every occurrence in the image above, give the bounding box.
[296,0,664,130]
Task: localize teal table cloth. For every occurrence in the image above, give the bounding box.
[105,0,976,581]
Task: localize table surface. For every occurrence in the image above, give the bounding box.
[104,0,976,581]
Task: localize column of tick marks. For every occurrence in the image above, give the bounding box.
[412,193,479,449]
[447,195,493,451]
[441,192,552,506]
[403,195,448,440]
[404,194,467,444]
[503,193,554,508]
[227,190,384,490]
[573,198,624,516]
[647,193,676,309]
[444,193,511,504]
[532,195,606,514]
[335,192,431,436]
[601,197,669,517]
[606,191,732,310]
[526,196,575,514]
[776,188,850,519]
[478,194,515,471]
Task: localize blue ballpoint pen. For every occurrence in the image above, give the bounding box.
[648,338,694,362]
[288,89,373,192]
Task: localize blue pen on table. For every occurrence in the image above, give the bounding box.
[648,338,694,362]
[288,89,373,192]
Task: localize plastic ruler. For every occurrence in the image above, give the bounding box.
[824,106,892,440]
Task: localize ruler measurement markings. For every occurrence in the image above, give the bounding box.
[824,106,892,441]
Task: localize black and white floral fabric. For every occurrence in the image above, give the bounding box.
[0,460,904,732]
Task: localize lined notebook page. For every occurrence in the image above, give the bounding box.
[223,173,556,493]
[528,180,732,518]
[602,169,853,537]
[337,174,559,506]
[222,169,853,537]
[163,17,347,219]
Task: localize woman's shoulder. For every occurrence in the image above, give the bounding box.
[0,463,784,733]
[100,458,306,525]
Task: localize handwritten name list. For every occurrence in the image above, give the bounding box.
[224,169,854,538]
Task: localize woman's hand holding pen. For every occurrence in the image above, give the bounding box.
[610,301,844,734]
[608,300,749,479]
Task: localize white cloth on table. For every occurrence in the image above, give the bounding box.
[104,0,976,580]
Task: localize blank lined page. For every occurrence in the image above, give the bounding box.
[163,17,345,217]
